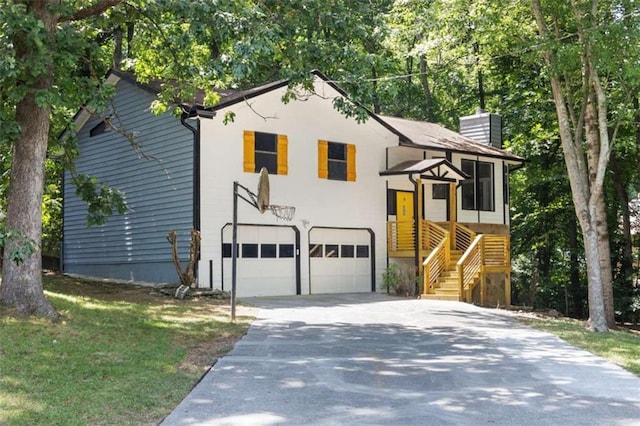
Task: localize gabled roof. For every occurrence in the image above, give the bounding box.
[379,116,523,163]
[380,158,469,182]
[67,69,525,164]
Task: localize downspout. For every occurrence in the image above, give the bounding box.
[180,111,200,232]
[180,109,201,281]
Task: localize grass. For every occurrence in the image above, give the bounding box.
[0,273,254,425]
[516,315,640,377]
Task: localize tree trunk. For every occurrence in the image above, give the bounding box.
[568,216,583,318]
[531,0,609,332]
[0,1,59,319]
[419,55,434,122]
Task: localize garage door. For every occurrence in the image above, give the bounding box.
[309,228,372,294]
[222,225,298,297]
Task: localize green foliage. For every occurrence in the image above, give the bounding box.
[0,225,36,265]
[0,274,252,424]
[71,174,128,227]
[382,263,418,297]
[518,316,640,376]
[1,0,639,322]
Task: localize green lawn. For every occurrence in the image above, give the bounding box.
[0,274,253,425]
[516,316,640,377]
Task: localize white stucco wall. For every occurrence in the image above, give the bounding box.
[197,78,399,292]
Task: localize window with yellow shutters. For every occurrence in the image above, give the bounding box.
[318,140,356,181]
[243,130,288,175]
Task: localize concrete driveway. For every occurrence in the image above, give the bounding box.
[161,293,640,425]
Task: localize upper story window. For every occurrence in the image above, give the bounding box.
[318,140,356,181]
[432,184,448,200]
[89,117,112,137]
[461,159,494,211]
[243,130,288,175]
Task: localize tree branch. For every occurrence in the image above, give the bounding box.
[59,0,124,23]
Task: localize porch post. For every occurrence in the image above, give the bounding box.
[409,175,420,289]
[416,178,424,294]
[449,183,457,248]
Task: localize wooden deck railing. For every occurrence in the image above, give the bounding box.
[453,223,476,252]
[387,220,415,252]
[483,235,510,267]
[388,220,511,305]
[422,232,450,294]
[456,234,510,302]
[387,220,448,252]
[457,235,483,301]
[423,221,448,250]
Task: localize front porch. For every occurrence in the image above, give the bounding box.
[387,220,511,306]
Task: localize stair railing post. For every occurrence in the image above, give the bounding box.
[457,263,464,302]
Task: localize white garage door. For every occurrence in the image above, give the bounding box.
[222,225,297,297]
[309,228,372,294]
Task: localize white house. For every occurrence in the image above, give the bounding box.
[62,70,524,304]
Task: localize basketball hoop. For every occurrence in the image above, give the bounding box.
[256,167,270,213]
[266,205,296,221]
[230,169,295,321]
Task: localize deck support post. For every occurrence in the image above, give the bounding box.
[505,270,511,307]
[449,183,457,248]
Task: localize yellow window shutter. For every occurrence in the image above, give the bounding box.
[277,134,288,175]
[243,130,255,172]
[346,143,356,181]
[318,140,328,179]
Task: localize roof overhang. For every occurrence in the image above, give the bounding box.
[380,158,469,182]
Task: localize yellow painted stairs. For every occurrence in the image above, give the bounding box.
[421,250,477,301]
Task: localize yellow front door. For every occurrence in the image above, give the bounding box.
[396,191,414,250]
[396,191,414,221]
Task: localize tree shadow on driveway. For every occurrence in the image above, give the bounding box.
[162,296,640,425]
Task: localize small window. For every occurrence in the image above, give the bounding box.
[318,140,356,181]
[279,244,295,258]
[433,184,448,200]
[222,243,239,258]
[478,161,494,211]
[341,245,355,258]
[461,159,476,210]
[356,245,369,258]
[387,189,397,215]
[503,164,509,205]
[261,243,277,258]
[255,132,278,174]
[325,244,339,258]
[242,243,259,258]
[244,130,288,175]
[461,159,495,211]
[89,118,112,137]
[309,244,323,257]
[328,142,347,181]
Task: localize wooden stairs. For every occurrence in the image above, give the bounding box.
[421,250,473,301]
[387,219,511,305]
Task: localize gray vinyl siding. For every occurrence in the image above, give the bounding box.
[63,79,193,284]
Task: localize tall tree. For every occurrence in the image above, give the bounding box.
[0,0,125,318]
[0,0,399,318]
[530,0,640,331]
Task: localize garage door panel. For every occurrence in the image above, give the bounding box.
[222,225,297,297]
[309,228,372,294]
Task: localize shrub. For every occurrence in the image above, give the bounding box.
[382,263,418,297]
